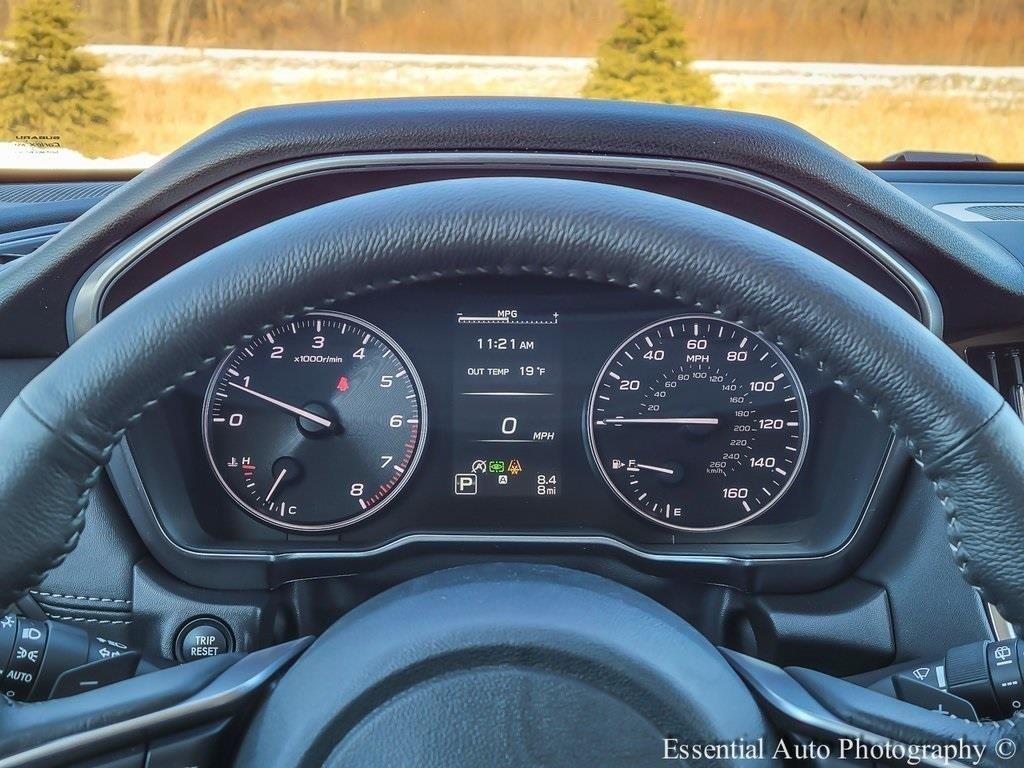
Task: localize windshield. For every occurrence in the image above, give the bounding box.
[0,0,1020,169]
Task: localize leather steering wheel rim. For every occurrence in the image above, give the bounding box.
[0,175,1020,629]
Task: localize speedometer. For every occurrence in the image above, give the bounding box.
[587,315,808,532]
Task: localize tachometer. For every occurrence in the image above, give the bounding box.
[587,315,808,532]
[203,312,425,532]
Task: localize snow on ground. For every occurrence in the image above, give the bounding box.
[0,141,157,171]
[87,45,1024,104]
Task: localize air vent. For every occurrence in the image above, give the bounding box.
[965,205,1024,222]
[0,181,123,207]
[966,344,1024,419]
[934,203,1024,223]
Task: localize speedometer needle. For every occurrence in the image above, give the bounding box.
[598,417,720,425]
[228,382,333,428]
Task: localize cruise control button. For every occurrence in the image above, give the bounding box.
[175,618,233,663]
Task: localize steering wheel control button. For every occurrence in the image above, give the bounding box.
[986,639,1024,715]
[934,640,1024,719]
[89,635,132,662]
[50,651,141,700]
[175,618,233,663]
[945,641,1000,718]
[4,616,47,700]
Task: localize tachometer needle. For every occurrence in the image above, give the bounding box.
[265,467,288,502]
[228,382,333,428]
[598,417,720,425]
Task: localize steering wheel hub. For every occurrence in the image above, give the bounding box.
[235,564,773,767]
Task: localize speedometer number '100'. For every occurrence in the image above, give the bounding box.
[587,315,808,532]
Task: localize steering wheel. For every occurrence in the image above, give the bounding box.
[0,176,1021,766]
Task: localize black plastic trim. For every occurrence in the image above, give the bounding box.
[0,637,311,768]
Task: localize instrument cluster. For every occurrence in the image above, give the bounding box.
[127,276,896,577]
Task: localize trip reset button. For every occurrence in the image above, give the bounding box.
[174,617,234,662]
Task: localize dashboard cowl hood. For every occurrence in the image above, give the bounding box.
[0,97,1019,354]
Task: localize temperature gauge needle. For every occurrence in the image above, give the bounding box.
[265,467,288,502]
[227,382,333,428]
[598,417,720,425]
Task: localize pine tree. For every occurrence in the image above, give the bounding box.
[583,0,716,106]
[0,0,121,157]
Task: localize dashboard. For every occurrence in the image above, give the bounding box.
[0,99,1017,681]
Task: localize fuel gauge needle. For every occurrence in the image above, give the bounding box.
[265,467,288,502]
[625,462,677,476]
[633,463,676,475]
[228,382,333,428]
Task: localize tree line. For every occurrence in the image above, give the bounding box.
[0,0,1018,65]
[0,0,717,157]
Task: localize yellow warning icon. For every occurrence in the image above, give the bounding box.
[508,459,523,476]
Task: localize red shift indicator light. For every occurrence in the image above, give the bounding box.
[336,375,350,393]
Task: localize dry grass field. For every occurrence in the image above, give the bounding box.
[4,0,1022,164]
[49,0,1022,65]
[717,91,1024,161]
[108,71,1024,163]
[323,0,1024,64]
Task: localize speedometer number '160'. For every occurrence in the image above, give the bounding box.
[587,315,808,532]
